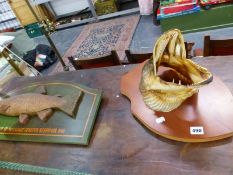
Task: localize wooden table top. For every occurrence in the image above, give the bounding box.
[1,56,233,175]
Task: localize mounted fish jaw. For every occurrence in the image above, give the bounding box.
[140,29,213,112]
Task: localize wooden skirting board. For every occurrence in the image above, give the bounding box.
[120,61,233,142]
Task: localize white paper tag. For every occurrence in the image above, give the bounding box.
[156,116,165,124]
[37,54,46,59]
[190,126,204,135]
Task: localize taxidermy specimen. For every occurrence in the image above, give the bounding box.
[0,86,82,124]
[140,29,213,112]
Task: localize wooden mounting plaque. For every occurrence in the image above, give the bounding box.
[120,61,233,142]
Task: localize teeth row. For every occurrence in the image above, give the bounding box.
[171,79,193,86]
[171,78,182,85]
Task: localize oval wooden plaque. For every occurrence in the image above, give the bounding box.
[120,61,233,142]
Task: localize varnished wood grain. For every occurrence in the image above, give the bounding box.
[1,56,233,175]
[120,60,233,142]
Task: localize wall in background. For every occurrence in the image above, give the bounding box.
[50,0,89,16]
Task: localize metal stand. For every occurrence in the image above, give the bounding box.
[1,49,24,76]
[42,30,69,71]
[25,0,69,71]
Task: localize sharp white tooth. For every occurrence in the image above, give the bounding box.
[172,79,175,83]
[179,80,181,85]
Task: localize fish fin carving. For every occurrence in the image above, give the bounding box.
[37,109,53,122]
[19,114,30,125]
[0,104,10,113]
[33,85,47,95]
[59,91,83,118]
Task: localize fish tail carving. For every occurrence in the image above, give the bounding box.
[59,91,83,118]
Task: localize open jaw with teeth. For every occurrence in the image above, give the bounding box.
[139,29,213,112]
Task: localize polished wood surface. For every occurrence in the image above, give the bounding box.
[1,56,233,175]
[121,61,233,142]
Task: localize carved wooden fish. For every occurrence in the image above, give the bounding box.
[0,91,82,124]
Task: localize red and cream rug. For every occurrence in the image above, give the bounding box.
[51,15,140,74]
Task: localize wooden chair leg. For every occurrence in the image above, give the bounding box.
[203,36,211,57]
[153,0,160,26]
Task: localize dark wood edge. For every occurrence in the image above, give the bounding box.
[204,35,210,57]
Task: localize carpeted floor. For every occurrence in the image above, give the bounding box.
[51,15,140,74]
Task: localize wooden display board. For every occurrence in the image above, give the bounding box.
[0,81,102,145]
[121,61,233,142]
[9,0,54,26]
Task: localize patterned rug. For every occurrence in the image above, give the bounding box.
[51,15,140,74]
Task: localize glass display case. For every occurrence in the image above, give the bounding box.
[0,35,38,89]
